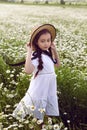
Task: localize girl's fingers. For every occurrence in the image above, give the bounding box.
[51,42,57,51]
[51,44,55,48]
[27,43,31,47]
[25,43,33,52]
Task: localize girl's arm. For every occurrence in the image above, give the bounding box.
[24,43,35,74]
[51,43,61,67]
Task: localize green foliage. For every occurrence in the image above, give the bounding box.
[56,66,87,127]
[0,56,8,83]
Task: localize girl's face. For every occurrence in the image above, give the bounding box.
[37,32,52,51]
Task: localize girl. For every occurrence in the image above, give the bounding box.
[12,24,60,121]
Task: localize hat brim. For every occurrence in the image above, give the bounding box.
[30,24,56,46]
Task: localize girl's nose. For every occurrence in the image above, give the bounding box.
[44,41,48,45]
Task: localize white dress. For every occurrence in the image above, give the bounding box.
[13,53,59,120]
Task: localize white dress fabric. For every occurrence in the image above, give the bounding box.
[13,53,59,120]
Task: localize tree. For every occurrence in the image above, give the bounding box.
[45,0,49,4]
[60,0,65,4]
[21,0,24,3]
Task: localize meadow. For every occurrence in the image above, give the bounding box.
[0,3,87,130]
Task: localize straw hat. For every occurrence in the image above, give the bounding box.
[30,24,56,46]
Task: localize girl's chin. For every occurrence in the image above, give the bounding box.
[39,47,49,51]
[42,48,49,51]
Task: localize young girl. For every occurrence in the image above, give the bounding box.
[13,24,60,121]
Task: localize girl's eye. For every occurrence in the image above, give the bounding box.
[47,39,51,42]
[41,40,45,43]
[40,39,51,43]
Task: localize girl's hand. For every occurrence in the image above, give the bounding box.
[51,42,61,67]
[51,42,57,52]
[26,43,32,53]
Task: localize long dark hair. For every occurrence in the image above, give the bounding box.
[7,29,56,77]
[31,29,53,77]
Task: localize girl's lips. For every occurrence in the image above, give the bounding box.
[43,47,48,50]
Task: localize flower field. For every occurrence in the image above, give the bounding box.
[0,3,87,130]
